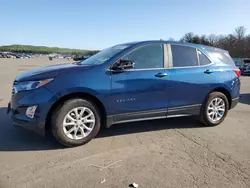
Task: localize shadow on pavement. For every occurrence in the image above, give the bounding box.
[97,116,201,138]
[240,93,250,105]
[0,106,203,152]
[0,107,63,152]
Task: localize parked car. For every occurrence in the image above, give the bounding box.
[55,55,64,59]
[0,52,33,59]
[73,55,91,61]
[1,52,9,58]
[233,58,250,75]
[8,41,241,147]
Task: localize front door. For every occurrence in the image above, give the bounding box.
[110,44,169,121]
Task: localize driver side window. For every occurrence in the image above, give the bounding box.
[122,44,164,69]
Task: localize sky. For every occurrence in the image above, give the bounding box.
[1,0,250,50]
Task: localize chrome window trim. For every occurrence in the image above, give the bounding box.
[108,42,215,71]
[164,44,172,68]
[165,62,215,69]
[168,44,173,68]
[196,48,200,66]
[108,67,167,72]
[163,44,168,68]
[108,59,214,72]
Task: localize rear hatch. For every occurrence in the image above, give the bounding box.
[206,48,235,66]
[205,47,241,77]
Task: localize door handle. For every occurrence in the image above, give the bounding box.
[155,72,168,78]
[204,69,213,74]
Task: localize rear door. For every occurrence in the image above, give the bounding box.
[167,45,216,115]
[110,43,170,121]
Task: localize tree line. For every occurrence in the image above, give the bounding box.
[179,26,250,58]
[1,26,249,58]
[0,44,99,56]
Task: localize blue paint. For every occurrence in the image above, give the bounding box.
[9,41,241,133]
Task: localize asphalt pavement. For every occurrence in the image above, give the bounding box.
[0,57,250,188]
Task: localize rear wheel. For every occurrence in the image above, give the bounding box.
[51,98,101,147]
[200,92,229,126]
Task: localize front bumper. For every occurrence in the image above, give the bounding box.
[7,87,57,136]
[10,108,46,135]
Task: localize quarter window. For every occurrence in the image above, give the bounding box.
[198,50,211,65]
[122,44,164,69]
[171,45,198,67]
[207,49,235,66]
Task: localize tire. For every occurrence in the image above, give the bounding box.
[51,98,101,147]
[200,92,229,126]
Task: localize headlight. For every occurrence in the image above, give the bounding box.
[14,78,54,92]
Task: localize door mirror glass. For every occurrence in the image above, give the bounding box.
[112,59,135,70]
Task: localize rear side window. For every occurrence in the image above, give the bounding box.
[171,45,198,67]
[198,50,211,66]
[122,44,164,69]
[207,49,235,66]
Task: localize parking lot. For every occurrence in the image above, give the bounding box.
[0,57,250,188]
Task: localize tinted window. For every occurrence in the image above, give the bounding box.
[198,50,211,65]
[171,45,198,67]
[122,44,164,69]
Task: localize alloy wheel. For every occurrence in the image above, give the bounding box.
[62,107,95,140]
[207,97,226,122]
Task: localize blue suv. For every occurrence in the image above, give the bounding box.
[8,41,241,147]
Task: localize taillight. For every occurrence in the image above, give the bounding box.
[234,69,241,77]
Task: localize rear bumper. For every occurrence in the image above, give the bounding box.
[230,97,239,109]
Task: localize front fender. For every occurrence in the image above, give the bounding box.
[45,69,111,114]
[53,87,101,99]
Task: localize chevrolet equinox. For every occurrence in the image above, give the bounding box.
[8,41,241,147]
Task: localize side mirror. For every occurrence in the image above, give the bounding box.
[112,60,135,70]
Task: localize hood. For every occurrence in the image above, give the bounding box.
[16,63,92,82]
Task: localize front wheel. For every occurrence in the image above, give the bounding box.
[51,98,101,147]
[200,92,229,126]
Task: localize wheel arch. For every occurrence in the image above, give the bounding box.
[45,92,107,134]
[207,87,232,109]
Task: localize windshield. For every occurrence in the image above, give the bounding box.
[78,44,131,65]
